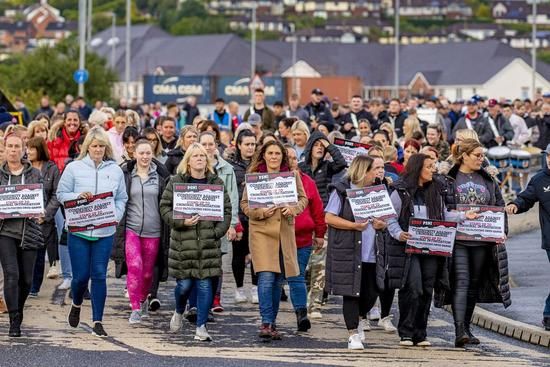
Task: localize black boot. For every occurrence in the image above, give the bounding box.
[543,316,550,331]
[454,322,469,348]
[295,308,311,332]
[8,312,21,337]
[464,303,480,344]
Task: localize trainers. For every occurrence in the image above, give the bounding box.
[309,311,322,319]
[28,292,38,298]
[83,289,91,300]
[234,288,247,304]
[140,299,149,318]
[170,311,183,332]
[348,333,364,350]
[92,322,108,337]
[379,315,397,332]
[47,264,59,279]
[543,316,550,331]
[368,306,381,321]
[58,279,71,290]
[416,339,431,347]
[280,288,288,302]
[250,286,259,304]
[185,307,197,323]
[129,310,141,325]
[270,324,282,340]
[124,288,129,299]
[67,304,81,328]
[0,298,7,314]
[208,310,215,323]
[400,337,414,346]
[359,318,371,332]
[259,323,272,340]
[211,295,224,313]
[194,324,212,341]
[148,297,161,312]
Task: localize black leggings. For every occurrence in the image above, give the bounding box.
[380,286,396,319]
[231,226,257,287]
[398,255,439,341]
[0,236,37,313]
[452,244,490,323]
[343,263,379,330]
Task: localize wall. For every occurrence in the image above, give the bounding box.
[285,76,363,105]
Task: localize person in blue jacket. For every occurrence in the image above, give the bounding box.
[57,127,128,337]
[506,143,550,331]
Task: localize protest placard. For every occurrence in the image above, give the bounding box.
[456,205,506,243]
[64,192,117,232]
[245,172,298,208]
[406,218,457,257]
[346,184,396,222]
[333,138,370,166]
[173,184,224,221]
[0,184,44,218]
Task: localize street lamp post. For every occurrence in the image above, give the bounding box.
[111,12,116,68]
[291,23,297,94]
[125,0,131,100]
[87,0,93,48]
[251,2,257,80]
[394,0,400,99]
[531,0,537,99]
[78,0,86,97]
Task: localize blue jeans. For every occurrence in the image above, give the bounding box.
[545,250,550,317]
[55,210,72,280]
[288,246,312,311]
[257,271,284,325]
[175,278,212,327]
[68,233,114,322]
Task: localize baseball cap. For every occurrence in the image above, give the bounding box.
[247,113,262,125]
[466,98,477,106]
[487,99,499,108]
[311,88,323,95]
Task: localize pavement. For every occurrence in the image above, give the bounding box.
[0,256,548,366]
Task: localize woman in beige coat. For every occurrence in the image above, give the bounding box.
[241,139,308,342]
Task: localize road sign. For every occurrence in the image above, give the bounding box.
[73,69,89,84]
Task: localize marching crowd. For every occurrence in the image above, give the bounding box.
[0,88,549,351]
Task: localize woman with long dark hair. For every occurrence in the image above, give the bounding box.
[386,154,476,346]
[445,139,510,347]
[241,140,308,341]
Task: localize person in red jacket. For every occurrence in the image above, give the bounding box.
[286,145,326,332]
[47,110,82,172]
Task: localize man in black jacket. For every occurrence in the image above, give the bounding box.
[506,144,550,331]
[451,99,491,144]
[378,98,407,138]
[341,95,377,138]
[484,99,514,148]
[304,89,335,128]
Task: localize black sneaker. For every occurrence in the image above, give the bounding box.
[185,307,197,323]
[92,322,108,337]
[280,288,288,302]
[148,297,161,312]
[83,289,91,300]
[543,316,550,331]
[67,304,81,328]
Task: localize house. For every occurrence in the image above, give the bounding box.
[493,1,550,25]
[324,18,393,36]
[207,1,283,16]
[284,27,368,43]
[33,21,77,47]
[23,0,64,38]
[229,15,294,33]
[0,20,33,55]
[294,0,355,18]
[385,0,473,19]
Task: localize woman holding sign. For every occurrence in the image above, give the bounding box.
[241,140,308,341]
[0,133,44,337]
[57,127,128,337]
[446,139,510,347]
[325,155,388,350]
[159,143,231,342]
[386,154,477,347]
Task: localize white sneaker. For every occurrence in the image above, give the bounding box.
[58,279,71,290]
[379,315,397,332]
[250,286,259,304]
[234,288,247,304]
[309,311,322,319]
[416,339,431,347]
[129,310,141,325]
[170,310,183,332]
[368,306,381,321]
[348,333,364,350]
[359,318,371,332]
[124,289,129,299]
[194,324,212,341]
[47,264,59,279]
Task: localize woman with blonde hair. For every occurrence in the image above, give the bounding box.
[165,125,198,175]
[108,110,128,163]
[27,120,49,140]
[291,120,310,160]
[160,143,231,341]
[402,116,422,143]
[57,127,128,337]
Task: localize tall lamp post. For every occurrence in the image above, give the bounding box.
[394,0,400,99]
[78,0,86,97]
[531,0,538,99]
[125,0,131,100]
[251,2,257,80]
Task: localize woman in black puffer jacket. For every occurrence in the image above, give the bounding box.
[0,133,44,337]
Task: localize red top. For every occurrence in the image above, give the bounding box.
[294,171,326,248]
[48,127,81,172]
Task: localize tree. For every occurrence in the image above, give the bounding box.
[170,17,230,36]
[0,38,117,112]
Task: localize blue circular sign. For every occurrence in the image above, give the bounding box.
[73,69,89,84]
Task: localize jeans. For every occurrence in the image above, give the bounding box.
[0,236,37,313]
[55,210,72,280]
[68,233,114,322]
[398,255,439,342]
[188,276,220,309]
[288,246,312,311]
[545,250,550,317]
[174,278,212,327]
[257,271,284,325]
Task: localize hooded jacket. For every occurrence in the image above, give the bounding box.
[298,131,347,207]
[0,161,44,250]
[165,148,185,175]
[295,171,326,248]
[512,167,550,250]
[214,156,239,253]
[48,127,81,172]
[57,155,128,238]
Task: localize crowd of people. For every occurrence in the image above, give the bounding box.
[0,88,548,350]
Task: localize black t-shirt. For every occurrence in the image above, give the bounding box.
[188,177,208,184]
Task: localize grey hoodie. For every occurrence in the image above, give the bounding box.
[126,163,161,237]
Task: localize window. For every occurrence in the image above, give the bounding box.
[456,88,462,99]
[521,87,529,99]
